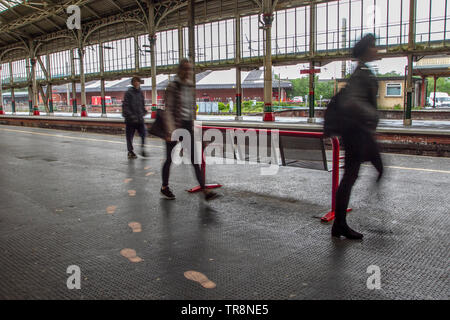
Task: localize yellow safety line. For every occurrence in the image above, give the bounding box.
[361,164,450,174]
[384,165,450,174]
[0,127,163,148]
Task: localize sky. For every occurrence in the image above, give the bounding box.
[273,56,408,80]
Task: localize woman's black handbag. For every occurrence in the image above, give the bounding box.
[148,109,167,139]
[324,89,346,137]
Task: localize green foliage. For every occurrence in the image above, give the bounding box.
[218,102,229,112]
[377,71,402,77]
[240,101,263,113]
[393,104,402,110]
[426,77,450,96]
[289,76,335,101]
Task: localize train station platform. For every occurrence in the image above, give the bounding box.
[1,113,450,156]
[0,124,448,299]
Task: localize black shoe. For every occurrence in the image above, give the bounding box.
[331,223,363,240]
[376,171,383,183]
[128,151,137,159]
[203,190,219,201]
[160,187,175,200]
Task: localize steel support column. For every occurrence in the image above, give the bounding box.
[46,55,53,115]
[70,49,77,116]
[149,1,157,119]
[29,40,40,115]
[433,76,437,108]
[235,12,242,120]
[178,25,184,61]
[28,85,33,115]
[0,65,4,115]
[79,30,87,117]
[10,62,15,114]
[421,76,426,108]
[134,35,140,72]
[404,54,413,125]
[308,1,316,123]
[188,0,196,118]
[263,0,275,122]
[99,41,106,117]
[404,0,416,126]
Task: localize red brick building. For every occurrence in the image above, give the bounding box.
[52,69,292,107]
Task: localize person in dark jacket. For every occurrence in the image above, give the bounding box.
[332,34,384,240]
[160,59,219,201]
[122,76,148,159]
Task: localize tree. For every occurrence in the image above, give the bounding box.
[289,76,334,100]
[427,77,450,96]
[377,71,402,77]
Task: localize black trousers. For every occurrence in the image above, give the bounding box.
[126,122,146,152]
[162,121,204,189]
[334,129,383,226]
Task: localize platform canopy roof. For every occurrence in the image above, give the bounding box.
[413,65,450,78]
[0,0,327,51]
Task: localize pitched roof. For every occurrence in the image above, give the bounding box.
[52,69,292,93]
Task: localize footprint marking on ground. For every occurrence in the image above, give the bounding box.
[128,222,142,233]
[124,178,133,184]
[184,271,216,289]
[106,205,117,214]
[128,190,136,197]
[120,248,143,263]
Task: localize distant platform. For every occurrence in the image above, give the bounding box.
[1,113,450,156]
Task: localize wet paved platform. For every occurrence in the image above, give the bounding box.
[0,124,448,299]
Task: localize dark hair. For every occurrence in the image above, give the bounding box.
[352,34,376,59]
[178,58,192,72]
[131,76,141,84]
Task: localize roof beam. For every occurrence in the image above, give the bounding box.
[84,4,102,18]
[45,17,63,30]
[0,0,95,34]
[105,0,124,12]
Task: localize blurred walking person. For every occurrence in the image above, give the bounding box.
[122,76,148,159]
[159,59,219,201]
[325,34,383,240]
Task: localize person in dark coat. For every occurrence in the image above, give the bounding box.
[122,76,148,159]
[332,34,384,240]
[160,59,219,201]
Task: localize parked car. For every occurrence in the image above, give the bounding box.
[431,96,450,108]
[428,92,450,107]
[292,96,303,103]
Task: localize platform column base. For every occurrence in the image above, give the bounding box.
[81,105,88,117]
[403,119,412,126]
[307,117,316,123]
[187,184,222,193]
[263,112,275,121]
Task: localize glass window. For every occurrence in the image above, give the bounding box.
[386,83,402,96]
